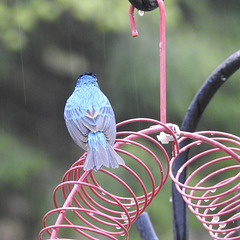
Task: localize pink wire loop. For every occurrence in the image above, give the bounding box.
[157,0,166,124]
[39,2,172,238]
[39,1,240,240]
[170,131,240,239]
[39,118,179,240]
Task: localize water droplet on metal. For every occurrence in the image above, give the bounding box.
[169,196,173,203]
[131,199,135,205]
[210,207,217,211]
[204,199,210,202]
[220,223,226,228]
[178,166,184,173]
[210,188,217,193]
[121,214,128,223]
[221,75,226,81]
[116,226,121,230]
[211,216,220,223]
[138,10,145,16]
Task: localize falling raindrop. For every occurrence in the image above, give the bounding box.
[169,196,173,203]
[138,10,145,16]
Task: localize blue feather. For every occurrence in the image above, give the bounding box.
[64,73,125,171]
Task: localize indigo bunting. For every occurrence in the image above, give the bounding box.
[64,72,125,171]
[129,0,159,11]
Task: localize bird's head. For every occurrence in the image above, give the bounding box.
[76,72,99,88]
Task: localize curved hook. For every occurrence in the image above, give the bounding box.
[128,0,166,123]
[129,5,138,37]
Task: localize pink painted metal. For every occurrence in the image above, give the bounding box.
[157,0,166,124]
[39,1,240,239]
[39,118,179,240]
[129,1,166,123]
[128,5,138,37]
[170,131,240,239]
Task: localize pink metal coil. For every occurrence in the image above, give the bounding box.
[170,131,240,239]
[39,1,240,239]
[40,2,169,238]
[39,118,180,240]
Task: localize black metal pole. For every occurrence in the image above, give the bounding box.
[135,212,159,240]
[171,50,240,240]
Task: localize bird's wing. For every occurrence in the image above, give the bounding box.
[96,106,116,145]
[64,107,89,150]
[83,88,117,145]
[82,105,116,146]
[64,87,117,147]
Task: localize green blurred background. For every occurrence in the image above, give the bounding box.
[0,0,239,239]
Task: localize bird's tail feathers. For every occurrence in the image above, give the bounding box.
[84,132,125,171]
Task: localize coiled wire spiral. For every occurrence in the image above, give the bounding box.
[39,118,180,240]
[39,1,240,238]
[170,131,240,239]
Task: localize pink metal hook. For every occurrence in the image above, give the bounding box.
[129,5,138,37]
[129,1,166,124]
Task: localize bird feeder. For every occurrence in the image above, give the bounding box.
[39,1,240,239]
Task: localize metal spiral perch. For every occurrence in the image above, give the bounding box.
[39,118,179,240]
[39,1,240,239]
[170,131,240,239]
[39,1,175,239]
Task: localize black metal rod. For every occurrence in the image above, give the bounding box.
[171,50,240,240]
[135,212,159,240]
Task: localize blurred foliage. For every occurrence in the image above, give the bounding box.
[0,130,49,187]
[0,0,240,240]
[0,0,130,51]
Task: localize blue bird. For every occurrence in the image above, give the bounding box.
[64,72,125,171]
